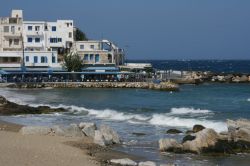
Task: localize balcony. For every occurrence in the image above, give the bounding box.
[3,31,22,37]
[25,31,43,36]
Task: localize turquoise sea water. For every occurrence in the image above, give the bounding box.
[1,83,250,165]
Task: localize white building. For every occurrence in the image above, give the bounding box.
[0,10,73,70]
[74,40,125,66]
[23,20,73,52]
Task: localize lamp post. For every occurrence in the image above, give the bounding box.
[21,32,25,81]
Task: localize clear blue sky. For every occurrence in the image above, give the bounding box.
[1,0,250,60]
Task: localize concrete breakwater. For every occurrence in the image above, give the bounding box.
[2,82,179,91]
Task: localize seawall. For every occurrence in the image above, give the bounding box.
[0,82,179,91]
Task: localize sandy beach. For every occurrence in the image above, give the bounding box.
[0,121,99,166]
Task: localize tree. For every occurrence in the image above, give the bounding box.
[63,52,83,72]
[74,28,88,41]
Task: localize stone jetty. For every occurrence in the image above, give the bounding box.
[3,82,179,91]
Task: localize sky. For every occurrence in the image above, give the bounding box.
[1,0,250,60]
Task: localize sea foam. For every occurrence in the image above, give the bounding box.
[170,107,213,115]
[149,114,227,132]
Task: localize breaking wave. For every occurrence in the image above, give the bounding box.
[170,107,213,115]
[149,114,227,132]
[247,98,250,102]
[0,90,227,132]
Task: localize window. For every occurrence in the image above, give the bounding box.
[80,45,84,50]
[41,56,47,63]
[11,26,15,33]
[14,39,19,45]
[58,38,62,42]
[28,37,33,43]
[35,38,40,43]
[95,54,100,63]
[28,26,32,31]
[69,32,72,38]
[25,56,29,62]
[84,54,88,61]
[50,38,58,43]
[90,45,95,49]
[52,56,56,63]
[35,26,40,31]
[34,56,38,63]
[4,26,9,33]
[52,26,56,31]
[9,39,13,46]
[90,54,94,61]
[44,25,48,31]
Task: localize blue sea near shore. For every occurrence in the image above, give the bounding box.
[128,60,250,73]
[1,83,250,165]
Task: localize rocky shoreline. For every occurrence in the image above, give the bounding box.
[159,119,250,155]
[173,72,250,84]
[0,96,66,115]
[0,82,179,91]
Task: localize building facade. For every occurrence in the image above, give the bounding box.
[74,40,125,66]
[0,10,73,70]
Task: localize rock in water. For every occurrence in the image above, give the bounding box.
[227,119,250,142]
[20,126,52,135]
[182,135,196,143]
[138,161,157,166]
[159,138,182,152]
[110,158,137,166]
[192,124,205,133]
[182,128,219,154]
[100,124,120,144]
[0,96,8,106]
[166,129,183,134]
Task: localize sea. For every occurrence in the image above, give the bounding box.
[1,60,250,166]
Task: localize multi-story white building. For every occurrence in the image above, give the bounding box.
[0,10,73,70]
[23,20,74,53]
[74,40,125,66]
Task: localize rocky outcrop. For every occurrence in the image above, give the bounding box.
[110,158,137,166]
[182,129,220,153]
[159,138,182,152]
[0,96,66,115]
[79,122,97,138]
[99,124,121,145]
[192,124,205,133]
[20,126,52,135]
[159,119,250,155]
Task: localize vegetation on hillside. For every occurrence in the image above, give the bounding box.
[74,28,88,41]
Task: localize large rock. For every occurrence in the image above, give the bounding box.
[20,126,52,135]
[0,96,8,106]
[138,161,156,166]
[94,130,106,146]
[192,124,205,133]
[159,138,182,152]
[100,124,120,144]
[182,128,219,154]
[79,122,97,138]
[227,119,250,142]
[110,158,137,166]
[63,124,84,137]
